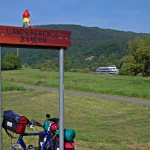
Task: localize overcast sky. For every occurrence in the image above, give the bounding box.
[1,0,150,33]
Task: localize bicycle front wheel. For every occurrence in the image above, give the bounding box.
[10,144,22,150]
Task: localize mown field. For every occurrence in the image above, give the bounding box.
[2,90,150,150]
[2,67,150,99]
[2,68,150,150]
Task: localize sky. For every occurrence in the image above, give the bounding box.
[0,0,150,33]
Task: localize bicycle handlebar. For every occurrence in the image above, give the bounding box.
[29,119,43,127]
[47,118,59,123]
[28,114,59,129]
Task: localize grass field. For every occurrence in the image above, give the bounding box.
[2,68,150,149]
[2,68,150,99]
[2,90,150,150]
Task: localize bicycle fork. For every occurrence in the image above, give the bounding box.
[40,134,54,150]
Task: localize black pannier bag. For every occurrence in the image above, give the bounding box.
[2,110,29,135]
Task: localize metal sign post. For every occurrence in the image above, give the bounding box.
[59,47,64,150]
[0,45,2,150]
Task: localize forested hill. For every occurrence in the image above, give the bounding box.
[2,24,147,70]
[36,24,143,47]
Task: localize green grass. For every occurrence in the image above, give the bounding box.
[2,68,150,99]
[2,82,26,91]
[2,68,150,149]
[2,90,150,150]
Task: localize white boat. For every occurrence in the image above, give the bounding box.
[96,65,119,74]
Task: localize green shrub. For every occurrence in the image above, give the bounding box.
[2,82,25,91]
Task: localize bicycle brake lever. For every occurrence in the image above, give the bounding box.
[29,124,35,131]
[30,119,43,127]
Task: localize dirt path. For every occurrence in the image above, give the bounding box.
[24,85,150,105]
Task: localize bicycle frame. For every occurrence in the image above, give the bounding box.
[16,131,54,150]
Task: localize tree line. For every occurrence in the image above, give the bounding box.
[1,24,150,76]
[2,35,150,76]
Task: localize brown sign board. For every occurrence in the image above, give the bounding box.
[0,25,71,48]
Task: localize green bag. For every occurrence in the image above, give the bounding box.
[62,129,76,142]
[43,121,51,131]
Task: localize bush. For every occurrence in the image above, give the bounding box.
[36,60,56,72]
[2,53,21,70]
[2,82,25,91]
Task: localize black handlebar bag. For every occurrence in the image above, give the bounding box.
[2,110,29,135]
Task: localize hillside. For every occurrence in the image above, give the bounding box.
[2,24,146,70]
